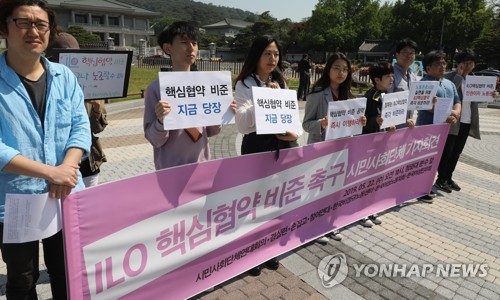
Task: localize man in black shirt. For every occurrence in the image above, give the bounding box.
[297,54,311,101]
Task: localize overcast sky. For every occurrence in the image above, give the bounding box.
[196,0,395,22]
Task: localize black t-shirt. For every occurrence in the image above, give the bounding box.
[298,59,311,74]
[18,72,47,127]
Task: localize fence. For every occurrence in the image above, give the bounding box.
[134,57,323,82]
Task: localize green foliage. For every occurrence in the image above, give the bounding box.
[472,2,500,66]
[232,12,294,51]
[66,26,100,45]
[300,0,387,53]
[390,0,491,54]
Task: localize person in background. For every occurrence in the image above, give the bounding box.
[417,50,461,196]
[0,0,91,298]
[436,49,485,192]
[45,32,108,187]
[144,21,221,170]
[302,52,367,242]
[388,38,437,203]
[297,54,312,101]
[234,35,299,276]
[387,38,418,129]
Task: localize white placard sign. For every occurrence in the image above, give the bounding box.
[433,97,453,124]
[463,76,497,102]
[325,97,367,140]
[56,50,132,100]
[380,91,409,129]
[158,71,235,129]
[3,193,61,243]
[408,81,439,110]
[252,87,302,135]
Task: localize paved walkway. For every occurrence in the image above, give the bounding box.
[1,100,499,299]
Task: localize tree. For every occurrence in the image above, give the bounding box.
[472,2,499,66]
[300,0,389,53]
[232,12,280,50]
[390,0,491,54]
[66,26,100,45]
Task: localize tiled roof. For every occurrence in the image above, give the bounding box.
[203,18,253,29]
[358,40,396,53]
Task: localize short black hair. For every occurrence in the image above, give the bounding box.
[369,61,394,86]
[395,38,418,54]
[157,21,199,48]
[423,50,446,72]
[0,0,58,42]
[454,49,476,64]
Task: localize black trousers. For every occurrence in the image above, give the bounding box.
[0,224,67,300]
[437,123,471,182]
[297,74,310,100]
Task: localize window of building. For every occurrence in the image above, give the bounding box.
[108,16,120,26]
[92,15,104,25]
[75,14,88,24]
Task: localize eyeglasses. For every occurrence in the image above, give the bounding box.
[399,51,416,56]
[332,66,349,74]
[432,61,447,67]
[9,18,51,33]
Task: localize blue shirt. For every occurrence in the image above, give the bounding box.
[0,52,91,222]
[416,74,461,126]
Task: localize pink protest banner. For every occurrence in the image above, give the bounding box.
[63,124,449,300]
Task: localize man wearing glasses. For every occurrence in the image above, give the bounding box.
[0,0,90,299]
[416,50,461,200]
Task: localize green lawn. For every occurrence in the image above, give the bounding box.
[110,67,160,102]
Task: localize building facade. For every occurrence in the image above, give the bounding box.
[46,0,159,47]
[358,40,397,64]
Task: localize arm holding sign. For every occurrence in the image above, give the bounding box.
[302,89,330,144]
[234,79,257,134]
[144,78,172,148]
[444,81,461,125]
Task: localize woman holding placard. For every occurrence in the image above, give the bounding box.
[302,53,368,243]
[234,35,299,156]
[233,35,299,276]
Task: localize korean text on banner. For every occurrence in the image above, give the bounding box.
[252,87,302,135]
[408,81,439,110]
[325,97,367,140]
[380,91,409,129]
[62,124,448,300]
[463,76,497,102]
[158,71,235,129]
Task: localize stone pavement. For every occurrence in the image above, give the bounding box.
[0,100,499,300]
